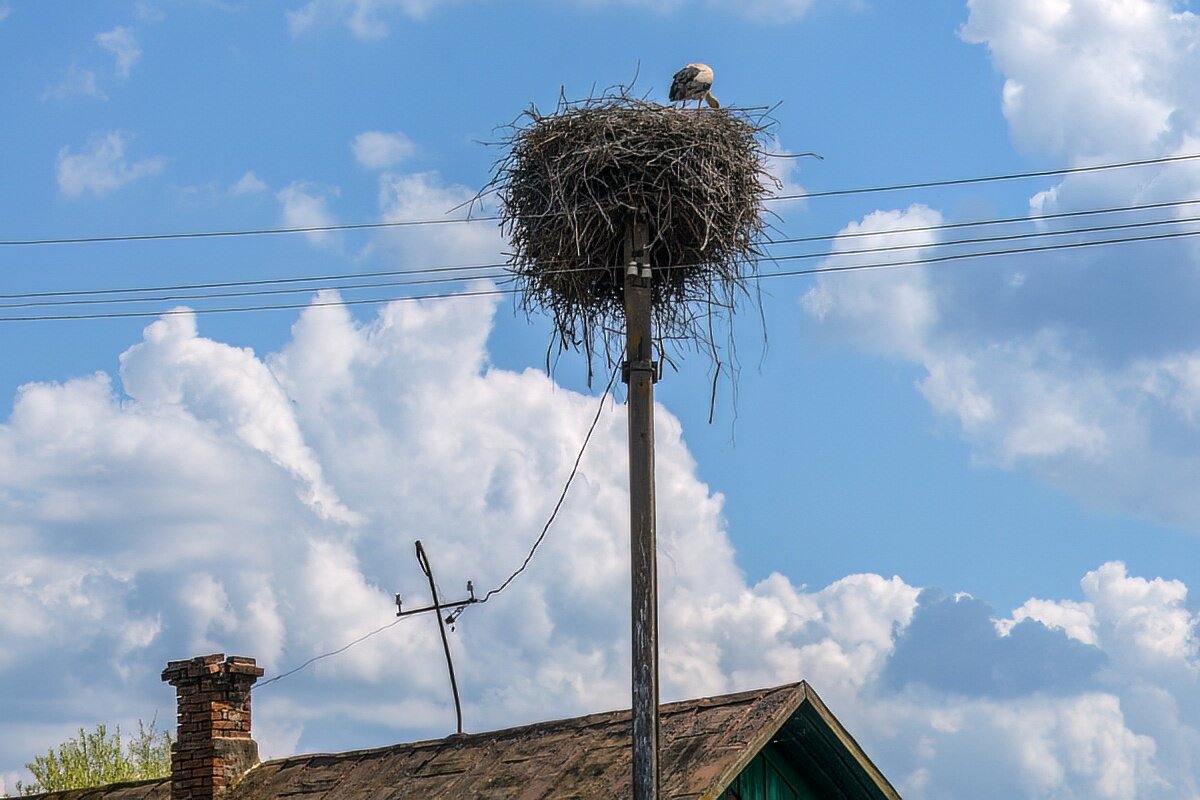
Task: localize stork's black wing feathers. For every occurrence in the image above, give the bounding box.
[669,65,702,101]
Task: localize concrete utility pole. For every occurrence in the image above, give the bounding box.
[623,216,660,800]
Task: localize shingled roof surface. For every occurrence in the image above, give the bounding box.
[232,682,805,800]
[25,681,898,800]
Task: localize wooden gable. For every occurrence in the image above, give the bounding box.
[716,684,899,800]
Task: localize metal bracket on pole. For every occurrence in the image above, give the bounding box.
[394,579,477,620]
[622,218,658,387]
[621,359,660,385]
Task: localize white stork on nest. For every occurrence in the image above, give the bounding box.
[670,63,719,109]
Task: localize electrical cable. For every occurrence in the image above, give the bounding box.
[0,260,511,300]
[0,286,513,322]
[4,152,1199,247]
[759,210,1200,267]
[763,196,1200,247]
[2,195,1195,305]
[254,616,407,690]
[758,224,1200,281]
[474,365,620,607]
[5,224,1200,322]
[0,268,504,310]
[0,216,502,247]
[767,152,1200,202]
[5,195,1198,304]
[5,210,1200,312]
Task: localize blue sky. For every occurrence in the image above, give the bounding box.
[4,1,1200,797]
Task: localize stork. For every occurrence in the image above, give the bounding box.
[669,63,719,110]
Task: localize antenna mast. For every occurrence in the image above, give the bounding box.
[396,540,476,735]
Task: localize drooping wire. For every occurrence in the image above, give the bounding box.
[5,205,1200,313]
[0,286,514,322]
[767,152,1200,202]
[0,259,511,300]
[255,616,407,690]
[763,196,1200,248]
[758,224,1200,281]
[468,364,621,611]
[4,151,1199,247]
[761,210,1200,267]
[0,268,504,310]
[0,216,502,247]
[4,195,1198,306]
[5,222,1200,322]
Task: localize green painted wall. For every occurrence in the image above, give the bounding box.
[719,743,819,800]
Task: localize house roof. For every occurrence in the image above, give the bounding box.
[26,681,898,800]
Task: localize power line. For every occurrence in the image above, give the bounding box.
[0,268,504,310]
[6,196,1198,305]
[759,224,1200,281]
[761,210,1200,266]
[0,260,511,300]
[768,152,1200,202]
[0,215,501,247]
[254,616,407,690]
[5,225,1200,322]
[764,196,1200,247]
[5,210,1199,312]
[0,286,513,322]
[4,152,1199,247]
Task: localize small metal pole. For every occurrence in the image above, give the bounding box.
[623,215,659,800]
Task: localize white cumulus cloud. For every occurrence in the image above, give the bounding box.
[365,169,504,266]
[55,131,166,198]
[1082,561,1197,668]
[118,311,360,524]
[961,0,1197,160]
[351,130,416,169]
[802,205,942,360]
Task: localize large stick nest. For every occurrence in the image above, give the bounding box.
[485,92,779,378]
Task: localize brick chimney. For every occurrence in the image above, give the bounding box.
[161,654,264,800]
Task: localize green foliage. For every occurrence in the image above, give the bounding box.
[6,719,172,796]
